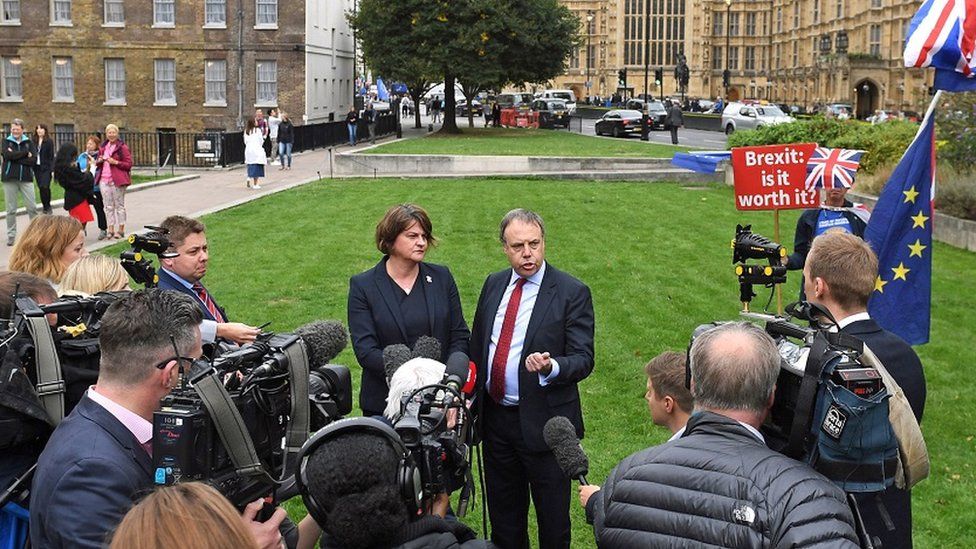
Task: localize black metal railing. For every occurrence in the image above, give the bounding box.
[52,114,396,169]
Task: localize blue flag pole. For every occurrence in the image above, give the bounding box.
[863,90,941,345]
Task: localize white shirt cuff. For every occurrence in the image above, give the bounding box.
[200,319,217,343]
[539,358,560,386]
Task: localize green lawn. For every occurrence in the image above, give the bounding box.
[103,177,974,547]
[1,174,161,212]
[365,128,688,157]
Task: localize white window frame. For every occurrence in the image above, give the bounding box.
[50,0,71,25]
[0,0,20,25]
[153,0,175,28]
[103,0,124,27]
[255,0,277,29]
[52,57,74,102]
[255,60,277,106]
[104,58,125,105]
[204,0,226,28]
[154,58,176,106]
[204,59,227,106]
[1,56,23,101]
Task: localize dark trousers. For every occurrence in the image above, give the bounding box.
[670,126,679,144]
[91,189,107,230]
[36,170,52,211]
[483,399,571,549]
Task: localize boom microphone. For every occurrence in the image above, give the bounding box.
[383,344,413,380]
[294,320,348,367]
[412,335,442,361]
[543,416,589,485]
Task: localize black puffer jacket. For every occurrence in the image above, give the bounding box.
[587,411,860,548]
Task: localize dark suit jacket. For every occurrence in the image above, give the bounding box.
[30,394,153,549]
[156,268,229,322]
[348,258,470,414]
[470,264,595,452]
[843,317,926,549]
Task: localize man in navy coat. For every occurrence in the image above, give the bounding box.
[470,208,595,549]
[30,290,204,548]
[157,215,259,345]
[804,231,926,549]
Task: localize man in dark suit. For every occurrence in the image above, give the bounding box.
[157,215,259,346]
[29,290,205,549]
[804,231,926,549]
[470,208,595,549]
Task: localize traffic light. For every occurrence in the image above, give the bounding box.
[654,68,663,85]
[722,69,731,88]
[618,69,627,88]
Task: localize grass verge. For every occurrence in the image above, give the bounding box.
[102,177,974,547]
[364,128,688,157]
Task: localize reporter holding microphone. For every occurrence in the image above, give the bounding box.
[348,204,470,417]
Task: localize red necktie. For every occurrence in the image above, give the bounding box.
[192,282,225,322]
[489,278,526,403]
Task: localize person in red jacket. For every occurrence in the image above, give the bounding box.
[94,124,132,239]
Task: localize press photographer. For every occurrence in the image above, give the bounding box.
[294,417,493,549]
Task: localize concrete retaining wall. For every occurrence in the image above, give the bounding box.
[335,153,675,177]
[852,192,976,253]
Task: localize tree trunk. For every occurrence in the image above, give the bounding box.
[440,72,460,134]
[410,89,424,129]
[465,90,477,128]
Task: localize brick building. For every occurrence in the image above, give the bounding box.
[0,0,355,135]
[552,0,933,115]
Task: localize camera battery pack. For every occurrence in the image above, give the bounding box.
[831,368,883,398]
[152,406,212,485]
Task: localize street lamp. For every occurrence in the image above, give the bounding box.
[586,11,594,101]
[643,0,651,101]
[724,0,732,99]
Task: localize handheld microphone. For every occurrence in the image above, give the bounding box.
[543,416,589,485]
[443,351,471,394]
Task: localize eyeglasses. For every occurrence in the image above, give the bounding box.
[152,335,196,370]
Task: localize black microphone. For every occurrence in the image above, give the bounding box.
[412,335,442,361]
[383,343,412,380]
[443,351,471,394]
[294,320,348,367]
[543,416,589,485]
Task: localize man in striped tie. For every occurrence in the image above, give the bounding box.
[157,215,260,345]
[470,209,595,549]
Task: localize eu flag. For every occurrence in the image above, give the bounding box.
[864,113,935,344]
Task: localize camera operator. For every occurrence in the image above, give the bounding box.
[804,231,926,548]
[295,417,493,549]
[579,322,860,548]
[29,290,286,549]
[156,215,260,346]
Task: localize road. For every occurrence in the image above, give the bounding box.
[567,116,728,150]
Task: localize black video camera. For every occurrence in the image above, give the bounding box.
[120,226,178,288]
[732,225,788,310]
[152,332,352,508]
[392,382,474,516]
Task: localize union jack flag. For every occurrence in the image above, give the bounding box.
[903,0,976,89]
[805,147,864,190]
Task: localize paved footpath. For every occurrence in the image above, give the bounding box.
[0,118,435,270]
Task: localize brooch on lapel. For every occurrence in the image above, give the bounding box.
[425,275,433,284]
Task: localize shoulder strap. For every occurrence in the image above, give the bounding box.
[24,315,65,424]
[785,331,830,459]
[192,370,268,479]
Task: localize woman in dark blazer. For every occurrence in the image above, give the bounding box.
[348,204,470,416]
[33,124,55,214]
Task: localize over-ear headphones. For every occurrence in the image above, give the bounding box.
[295,417,422,528]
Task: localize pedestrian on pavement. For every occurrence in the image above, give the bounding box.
[243,117,266,190]
[2,118,38,246]
[78,135,108,240]
[666,102,684,145]
[484,102,492,127]
[94,124,132,240]
[346,107,359,146]
[277,112,294,170]
[255,108,271,159]
[431,98,442,124]
[9,214,87,287]
[491,102,501,128]
[268,108,281,165]
[33,124,55,214]
[53,142,95,232]
[364,102,376,144]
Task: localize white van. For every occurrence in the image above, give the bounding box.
[539,90,577,113]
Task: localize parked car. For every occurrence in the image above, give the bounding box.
[827,103,854,119]
[721,102,795,134]
[622,100,670,129]
[594,109,644,138]
[532,99,571,129]
[538,89,577,113]
[457,99,484,117]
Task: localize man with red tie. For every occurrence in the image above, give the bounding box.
[470,208,595,549]
[157,215,260,345]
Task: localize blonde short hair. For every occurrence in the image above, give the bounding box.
[59,255,129,296]
[105,123,120,134]
[109,483,258,549]
[8,215,83,284]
